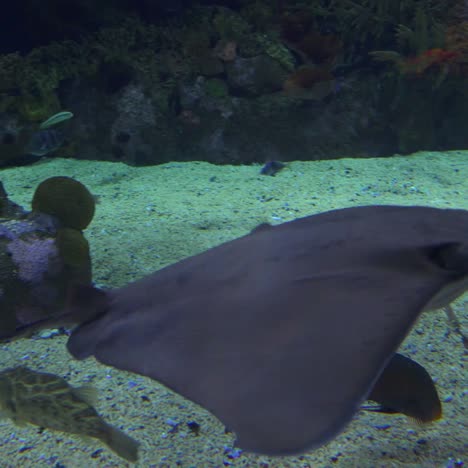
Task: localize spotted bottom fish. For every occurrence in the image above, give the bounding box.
[0,366,139,462]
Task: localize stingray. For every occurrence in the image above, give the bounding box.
[66,205,468,455]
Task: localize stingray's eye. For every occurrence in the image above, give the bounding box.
[427,242,468,273]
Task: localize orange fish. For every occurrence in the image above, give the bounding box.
[399,48,460,75]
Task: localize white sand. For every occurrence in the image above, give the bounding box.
[0,151,466,467]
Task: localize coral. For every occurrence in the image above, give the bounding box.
[212,7,252,42]
[0,220,37,240]
[330,0,456,48]
[226,55,288,96]
[276,0,457,64]
[295,31,343,64]
[112,83,157,137]
[55,228,92,284]
[178,110,201,126]
[367,0,467,90]
[0,53,23,92]
[0,16,183,123]
[279,8,344,72]
[182,28,212,59]
[204,78,229,99]
[370,4,466,87]
[0,179,95,340]
[32,177,95,230]
[6,236,59,283]
[280,10,315,44]
[0,183,27,219]
[0,44,80,122]
[257,35,296,71]
[17,90,62,123]
[213,40,237,62]
[253,92,303,118]
[283,66,334,91]
[444,1,468,77]
[55,228,90,268]
[240,1,276,32]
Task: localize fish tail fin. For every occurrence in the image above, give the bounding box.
[101,424,140,463]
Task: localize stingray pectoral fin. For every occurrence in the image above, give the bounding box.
[70,269,430,455]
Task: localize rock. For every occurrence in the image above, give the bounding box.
[225,55,288,96]
[0,181,93,342]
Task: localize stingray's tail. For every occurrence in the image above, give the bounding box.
[9,284,109,342]
[65,284,110,325]
[66,285,112,359]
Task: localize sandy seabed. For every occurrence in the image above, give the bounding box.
[0,150,466,468]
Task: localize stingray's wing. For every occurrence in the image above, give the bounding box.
[67,205,468,455]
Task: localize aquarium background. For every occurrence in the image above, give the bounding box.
[1,0,467,165]
[0,0,467,467]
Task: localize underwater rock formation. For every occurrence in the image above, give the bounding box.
[0,177,95,341]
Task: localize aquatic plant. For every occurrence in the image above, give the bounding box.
[444,1,468,79]
[369,1,467,88]
[277,0,457,64]
[204,78,229,99]
[360,0,466,134]
[0,16,179,120]
[331,0,455,48]
[240,1,277,32]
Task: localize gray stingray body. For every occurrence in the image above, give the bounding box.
[67,205,468,455]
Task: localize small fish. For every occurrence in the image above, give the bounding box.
[260,160,286,176]
[39,111,74,130]
[370,48,460,76]
[0,366,139,462]
[399,48,460,75]
[26,128,65,157]
[364,353,442,424]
